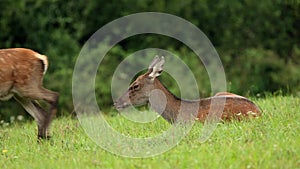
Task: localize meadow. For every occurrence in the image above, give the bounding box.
[1,95,299,169]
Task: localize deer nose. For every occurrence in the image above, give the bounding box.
[113,102,119,108]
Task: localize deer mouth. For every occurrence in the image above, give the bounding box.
[113,101,131,110]
[114,101,148,110]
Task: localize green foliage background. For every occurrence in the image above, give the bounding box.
[0,0,299,119]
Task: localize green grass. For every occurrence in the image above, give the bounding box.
[1,96,300,169]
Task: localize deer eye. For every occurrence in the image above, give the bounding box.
[133,84,140,90]
[129,83,140,91]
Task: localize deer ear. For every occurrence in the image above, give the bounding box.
[148,56,165,80]
[148,55,160,70]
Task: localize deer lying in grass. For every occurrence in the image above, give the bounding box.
[114,56,261,123]
[0,48,59,139]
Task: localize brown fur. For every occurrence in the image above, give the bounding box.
[0,48,59,139]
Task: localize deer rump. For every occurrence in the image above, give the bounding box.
[0,48,59,139]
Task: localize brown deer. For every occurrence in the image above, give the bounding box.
[0,48,59,139]
[114,56,261,123]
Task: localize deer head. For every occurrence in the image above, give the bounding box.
[114,56,165,110]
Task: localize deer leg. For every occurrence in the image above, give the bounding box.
[14,96,50,139]
[18,86,59,120]
[34,87,59,120]
[17,85,59,138]
[32,101,53,139]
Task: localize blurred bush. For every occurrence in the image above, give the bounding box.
[224,48,300,95]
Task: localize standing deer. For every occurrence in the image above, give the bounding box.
[114,56,261,123]
[0,48,59,139]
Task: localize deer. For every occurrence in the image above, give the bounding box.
[0,48,59,139]
[114,56,261,123]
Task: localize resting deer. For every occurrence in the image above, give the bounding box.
[114,56,261,123]
[0,48,59,139]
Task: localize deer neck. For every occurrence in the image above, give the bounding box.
[151,79,199,123]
